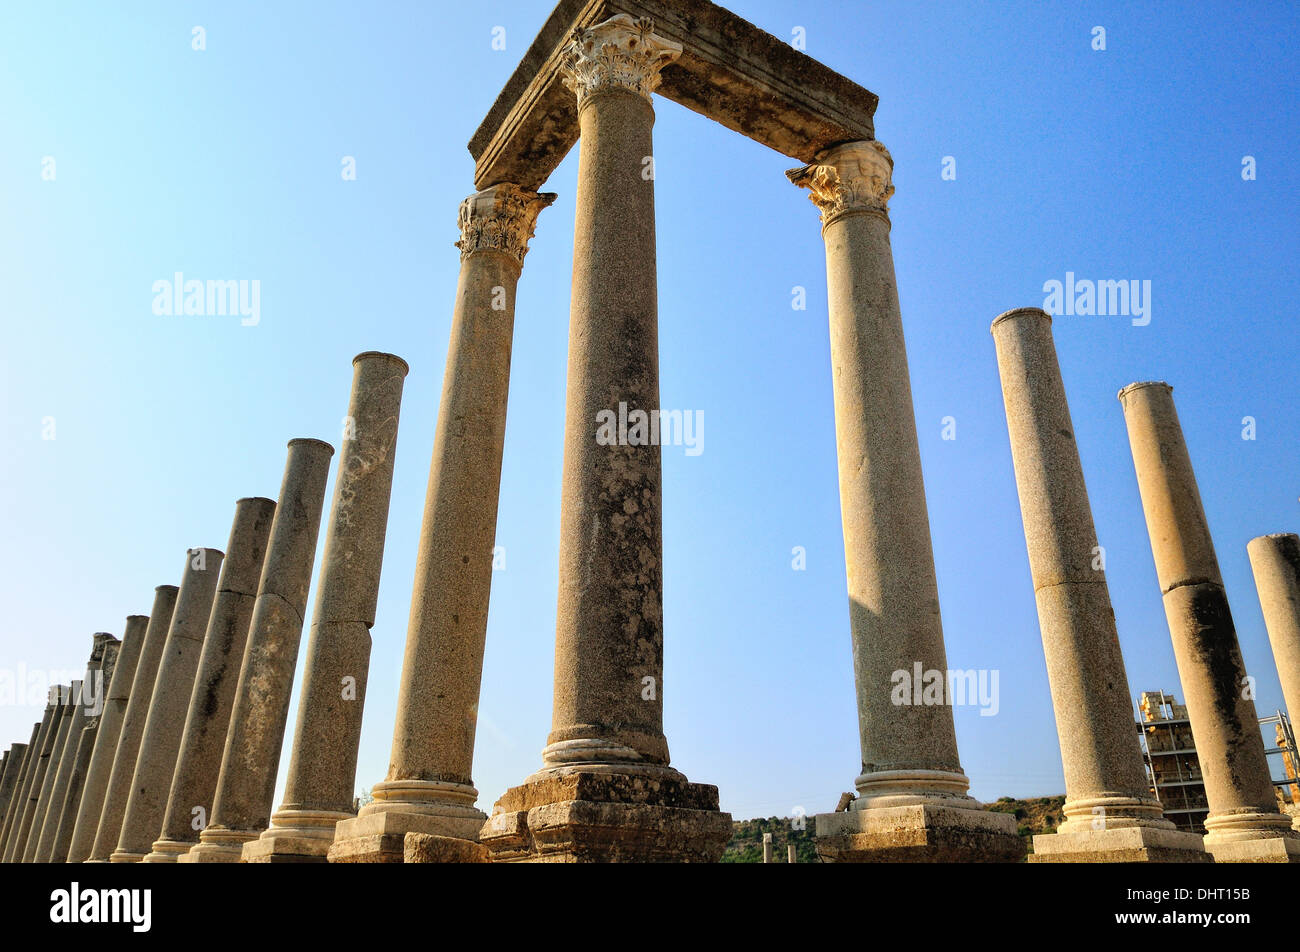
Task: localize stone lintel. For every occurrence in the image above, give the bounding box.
[468,0,879,190]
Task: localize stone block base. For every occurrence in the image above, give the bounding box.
[480,770,732,863]
[1205,835,1300,863]
[107,850,146,864]
[815,801,1025,862]
[176,828,257,863]
[403,832,490,863]
[1030,825,1211,863]
[327,809,486,864]
[141,839,194,863]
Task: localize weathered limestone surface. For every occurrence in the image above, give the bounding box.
[991,308,1207,863]
[0,712,52,859]
[478,15,729,864]
[469,0,877,189]
[1247,534,1300,730]
[36,635,120,863]
[1119,382,1299,863]
[145,499,275,863]
[786,141,1018,862]
[20,682,79,862]
[182,438,334,863]
[0,744,28,835]
[66,614,148,864]
[247,355,407,864]
[87,586,179,862]
[330,202,549,865]
[112,552,223,863]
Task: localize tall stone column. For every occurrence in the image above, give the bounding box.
[1247,534,1300,731]
[478,14,731,864]
[181,438,334,863]
[0,744,28,836]
[330,197,551,866]
[786,140,1020,862]
[0,711,52,859]
[144,498,275,862]
[87,585,179,861]
[111,549,223,862]
[248,354,407,864]
[17,682,78,862]
[1119,381,1299,863]
[66,614,148,863]
[991,309,1207,862]
[34,634,120,862]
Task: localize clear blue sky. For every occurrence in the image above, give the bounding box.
[1,1,1296,821]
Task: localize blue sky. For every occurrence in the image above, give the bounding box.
[1,1,1296,822]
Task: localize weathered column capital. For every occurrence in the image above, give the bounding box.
[455,184,557,266]
[560,14,682,107]
[787,139,894,225]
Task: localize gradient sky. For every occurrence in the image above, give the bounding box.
[1,0,1296,822]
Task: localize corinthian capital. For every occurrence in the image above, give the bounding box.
[786,140,895,225]
[455,184,557,266]
[560,14,682,106]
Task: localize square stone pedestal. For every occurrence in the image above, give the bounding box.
[1030,825,1211,863]
[479,771,733,863]
[327,809,486,864]
[1205,834,1300,863]
[815,801,1025,862]
[403,832,490,863]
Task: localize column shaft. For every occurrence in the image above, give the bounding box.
[66,614,148,863]
[111,549,223,862]
[87,585,179,861]
[182,438,333,862]
[20,682,79,862]
[0,743,29,839]
[0,713,52,859]
[1119,381,1298,862]
[250,354,407,862]
[145,498,275,861]
[1247,533,1300,726]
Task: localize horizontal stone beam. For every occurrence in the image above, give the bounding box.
[468,0,878,190]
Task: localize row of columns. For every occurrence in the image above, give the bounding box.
[991,309,1299,863]
[2,12,1296,865]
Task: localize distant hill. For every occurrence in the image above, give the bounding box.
[723,794,1067,862]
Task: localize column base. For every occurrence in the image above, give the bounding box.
[403,832,490,863]
[176,827,258,863]
[479,769,732,863]
[328,807,486,864]
[142,839,194,863]
[815,801,1025,862]
[107,850,147,864]
[241,809,351,863]
[1205,834,1300,863]
[1030,825,1211,863]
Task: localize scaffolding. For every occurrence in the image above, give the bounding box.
[1136,692,1300,831]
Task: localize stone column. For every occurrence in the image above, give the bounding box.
[18,682,78,862]
[0,744,28,835]
[34,634,119,862]
[1119,381,1299,863]
[181,438,334,863]
[784,140,1020,862]
[66,614,148,863]
[991,309,1207,862]
[330,201,550,866]
[144,498,275,862]
[0,712,52,859]
[87,585,179,861]
[1247,534,1300,734]
[247,354,407,864]
[479,14,731,864]
[111,549,223,862]
[46,638,123,863]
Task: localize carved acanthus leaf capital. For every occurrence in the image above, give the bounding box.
[455,184,557,265]
[786,140,894,225]
[560,14,682,106]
